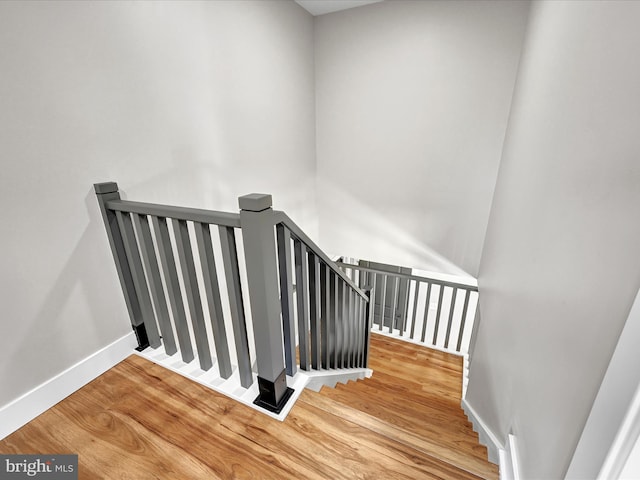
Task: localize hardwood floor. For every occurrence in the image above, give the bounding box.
[0,334,498,479]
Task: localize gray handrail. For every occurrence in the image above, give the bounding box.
[106,199,241,228]
[335,261,478,292]
[273,211,368,300]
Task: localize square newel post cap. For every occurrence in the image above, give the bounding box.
[239,193,273,212]
[94,182,119,194]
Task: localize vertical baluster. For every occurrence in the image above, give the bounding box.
[399,278,407,337]
[330,271,338,369]
[420,283,433,343]
[378,274,387,331]
[343,286,350,368]
[401,277,411,336]
[346,288,353,368]
[363,288,373,368]
[194,222,232,378]
[342,282,349,368]
[351,290,358,367]
[369,273,377,336]
[457,289,472,352]
[276,225,296,376]
[320,263,329,369]
[353,292,363,367]
[172,219,212,371]
[116,211,161,348]
[444,287,458,350]
[132,214,177,355]
[352,293,358,368]
[409,281,421,340]
[308,253,321,370]
[390,276,399,333]
[361,295,367,366]
[336,280,344,368]
[219,226,253,388]
[152,216,194,363]
[432,284,446,346]
[359,295,366,367]
[294,239,310,371]
[355,295,362,367]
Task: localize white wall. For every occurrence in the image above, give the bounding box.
[466,1,640,478]
[315,0,529,277]
[0,0,315,410]
[567,288,640,478]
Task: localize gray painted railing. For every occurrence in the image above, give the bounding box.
[274,212,371,377]
[94,183,370,413]
[95,183,250,385]
[336,260,478,355]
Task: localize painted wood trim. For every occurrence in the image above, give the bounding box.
[106,199,241,228]
[597,381,640,479]
[498,434,521,480]
[300,368,373,392]
[460,397,503,465]
[335,261,478,291]
[371,329,465,358]
[508,434,521,480]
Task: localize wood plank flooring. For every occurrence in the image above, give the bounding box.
[0,334,498,479]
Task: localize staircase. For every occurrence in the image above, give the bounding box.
[0,181,491,477]
[93,182,479,422]
[308,333,499,479]
[0,333,498,479]
[94,182,373,419]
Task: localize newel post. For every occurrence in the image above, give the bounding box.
[94,182,149,350]
[239,193,294,413]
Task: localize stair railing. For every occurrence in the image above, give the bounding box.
[274,212,372,376]
[94,183,370,414]
[336,260,478,355]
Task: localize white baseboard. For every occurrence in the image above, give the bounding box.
[136,344,309,422]
[461,397,503,465]
[597,379,640,479]
[462,354,470,398]
[301,368,373,392]
[461,398,521,479]
[0,332,137,440]
[498,434,521,480]
[138,343,372,422]
[370,329,465,358]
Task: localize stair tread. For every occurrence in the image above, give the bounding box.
[303,334,498,479]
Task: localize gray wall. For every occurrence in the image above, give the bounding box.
[467,1,640,478]
[315,0,530,276]
[0,0,315,409]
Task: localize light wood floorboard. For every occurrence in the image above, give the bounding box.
[0,334,498,479]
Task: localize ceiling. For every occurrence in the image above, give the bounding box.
[295,0,383,16]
